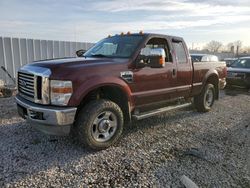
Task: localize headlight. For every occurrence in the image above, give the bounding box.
[50,80,73,106]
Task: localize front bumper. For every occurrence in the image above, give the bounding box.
[16,95,77,135]
[226,71,250,88]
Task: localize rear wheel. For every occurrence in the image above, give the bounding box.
[194,83,215,112]
[74,99,124,150]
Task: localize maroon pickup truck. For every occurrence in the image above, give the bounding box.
[16,32,227,150]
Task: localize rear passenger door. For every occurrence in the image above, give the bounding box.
[172,39,193,98]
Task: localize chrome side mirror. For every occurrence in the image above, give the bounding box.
[139,47,166,68]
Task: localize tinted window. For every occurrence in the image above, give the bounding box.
[173,42,187,64]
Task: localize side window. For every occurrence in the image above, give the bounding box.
[144,38,172,62]
[172,41,187,64]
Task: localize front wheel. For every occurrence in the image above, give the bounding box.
[74,99,124,150]
[194,83,215,112]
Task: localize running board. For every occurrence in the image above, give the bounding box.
[132,103,192,120]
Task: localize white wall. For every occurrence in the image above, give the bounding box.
[0,37,94,85]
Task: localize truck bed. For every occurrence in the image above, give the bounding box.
[192,61,227,96]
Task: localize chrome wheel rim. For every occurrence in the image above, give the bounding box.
[205,88,213,107]
[91,111,117,142]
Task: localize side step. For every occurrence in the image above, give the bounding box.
[132,102,192,120]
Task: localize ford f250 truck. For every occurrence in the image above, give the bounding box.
[16,32,227,150]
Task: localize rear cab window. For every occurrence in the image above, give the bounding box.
[172,39,188,64]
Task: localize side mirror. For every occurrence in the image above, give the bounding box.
[76,49,86,57]
[138,48,166,68]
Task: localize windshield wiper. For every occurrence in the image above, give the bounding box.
[90,54,108,57]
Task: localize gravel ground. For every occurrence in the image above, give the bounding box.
[0,88,249,187]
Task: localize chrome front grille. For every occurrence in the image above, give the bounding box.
[17,65,51,104]
[18,72,35,100]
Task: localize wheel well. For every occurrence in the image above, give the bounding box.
[77,86,131,123]
[206,74,219,99]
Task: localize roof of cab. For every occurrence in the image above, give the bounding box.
[109,32,183,40]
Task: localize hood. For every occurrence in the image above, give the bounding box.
[227,67,250,73]
[24,57,130,81]
[29,57,128,70]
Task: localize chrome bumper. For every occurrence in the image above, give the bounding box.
[16,95,77,135]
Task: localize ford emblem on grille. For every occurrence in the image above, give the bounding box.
[19,80,27,87]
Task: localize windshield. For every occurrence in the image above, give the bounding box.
[84,35,144,58]
[230,58,250,68]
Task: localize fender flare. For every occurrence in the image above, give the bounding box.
[68,76,134,107]
[201,69,219,98]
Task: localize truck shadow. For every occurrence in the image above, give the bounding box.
[123,106,198,136]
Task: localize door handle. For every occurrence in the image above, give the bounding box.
[172,69,176,76]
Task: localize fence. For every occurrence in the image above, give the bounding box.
[0,36,94,85]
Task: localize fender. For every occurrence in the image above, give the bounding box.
[201,69,219,98]
[68,75,134,107]
[202,69,219,86]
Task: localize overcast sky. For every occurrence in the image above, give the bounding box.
[0,0,250,48]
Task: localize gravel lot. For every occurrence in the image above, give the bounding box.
[0,88,249,187]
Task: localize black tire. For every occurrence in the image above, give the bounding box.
[194,83,215,112]
[74,99,124,150]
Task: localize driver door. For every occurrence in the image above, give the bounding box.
[130,37,177,109]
